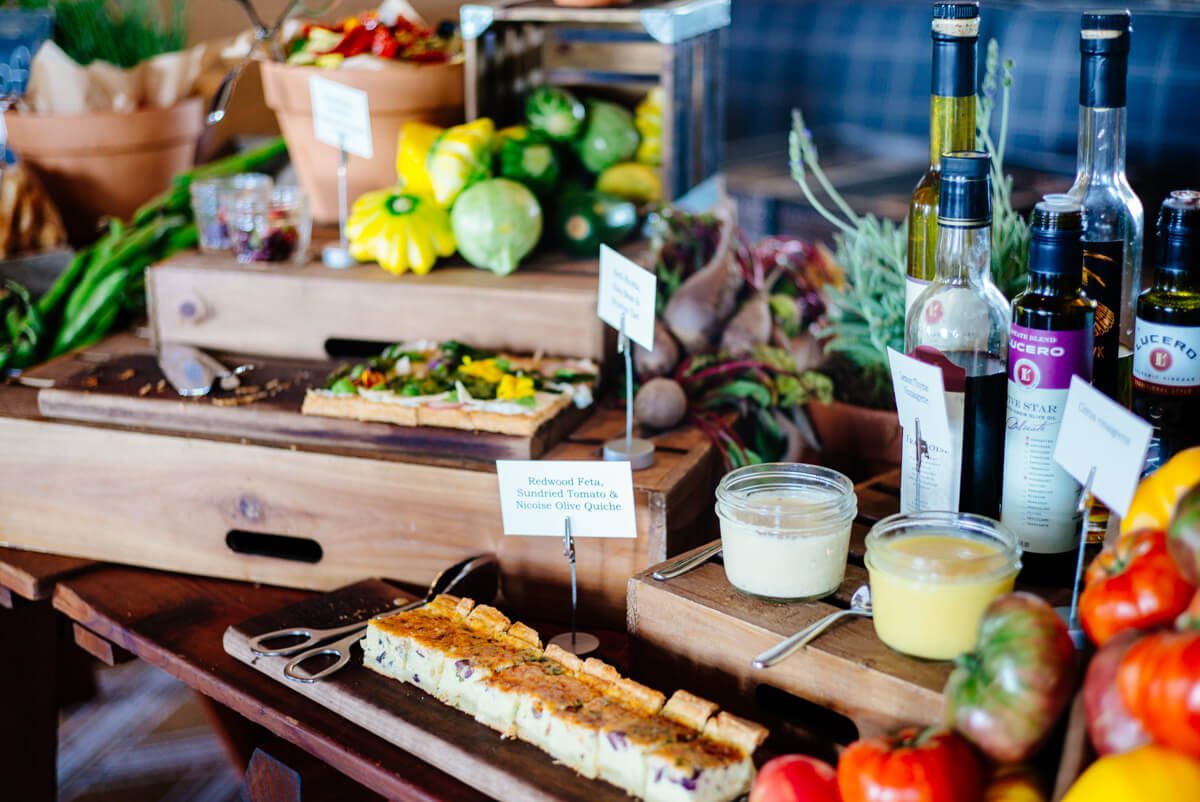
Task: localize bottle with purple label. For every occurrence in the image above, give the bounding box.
[1001,196,1095,574]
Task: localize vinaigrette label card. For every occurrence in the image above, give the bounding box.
[1054,376,1152,517]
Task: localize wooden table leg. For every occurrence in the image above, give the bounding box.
[0,597,58,802]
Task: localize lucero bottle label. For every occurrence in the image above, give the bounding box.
[1002,325,1093,554]
[1082,239,1123,397]
[1134,318,1200,396]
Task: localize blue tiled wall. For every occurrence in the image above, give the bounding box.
[727,1,1200,179]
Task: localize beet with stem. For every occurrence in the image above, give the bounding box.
[720,292,772,355]
[634,377,688,430]
[662,203,741,354]
[634,321,681,380]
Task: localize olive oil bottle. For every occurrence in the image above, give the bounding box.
[904,152,1010,519]
[1002,196,1095,579]
[905,1,980,316]
[1066,10,1144,404]
[1134,191,1200,470]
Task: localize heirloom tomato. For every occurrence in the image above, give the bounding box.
[1121,446,1200,535]
[944,593,1076,763]
[749,755,840,802]
[1167,483,1200,585]
[1060,745,1200,802]
[836,727,983,802]
[1117,624,1200,757]
[1079,528,1194,645]
[1082,629,1151,756]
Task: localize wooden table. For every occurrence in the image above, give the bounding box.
[0,543,636,801]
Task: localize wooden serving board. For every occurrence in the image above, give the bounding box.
[223,579,631,802]
[34,340,587,462]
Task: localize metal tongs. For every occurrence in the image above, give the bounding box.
[249,553,500,683]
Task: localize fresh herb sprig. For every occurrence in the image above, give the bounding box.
[19,0,187,68]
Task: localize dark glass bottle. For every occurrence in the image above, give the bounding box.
[1134,190,1200,469]
[904,152,1010,519]
[1002,195,1096,582]
[905,1,979,317]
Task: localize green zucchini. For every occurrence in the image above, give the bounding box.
[555,190,638,258]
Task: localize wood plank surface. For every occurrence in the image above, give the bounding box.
[51,565,490,802]
[0,547,95,602]
[223,580,635,802]
[36,347,588,463]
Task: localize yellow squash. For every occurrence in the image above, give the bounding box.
[346,188,455,275]
[426,118,495,207]
[396,122,444,196]
[1122,446,1200,534]
[1060,745,1200,802]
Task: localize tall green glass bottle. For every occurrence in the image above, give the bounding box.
[905,1,980,317]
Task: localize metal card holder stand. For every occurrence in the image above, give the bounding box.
[322,135,354,269]
[1064,466,1098,649]
[603,315,655,470]
[547,517,599,656]
[912,418,929,512]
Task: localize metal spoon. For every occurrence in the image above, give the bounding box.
[652,542,722,581]
[207,0,302,125]
[752,585,872,669]
[247,553,499,682]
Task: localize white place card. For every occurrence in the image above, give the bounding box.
[887,347,951,446]
[597,244,657,350]
[495,460,637,538]
[309,75,373,159]
[1053,375,1152,518]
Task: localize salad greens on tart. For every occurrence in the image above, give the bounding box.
[361,594,768,802]
[302,340,598,436]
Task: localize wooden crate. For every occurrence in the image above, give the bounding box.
[627,473,1072,739]
[0,340,718,628]
[460,0,729,200]
[147,245,621,363]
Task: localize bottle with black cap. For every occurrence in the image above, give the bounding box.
[1001,195,1096,578]
[1066,9,1144,405]
[904,151,1010,519]
[1134,190,1200,469]
[906,1,980,318]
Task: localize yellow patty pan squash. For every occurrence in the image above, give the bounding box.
[396,122,444,197]
[427,118,495,207]
[346,189,455,275]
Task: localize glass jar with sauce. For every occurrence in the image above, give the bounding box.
[866,511,1021,660]
[715,463,857,601]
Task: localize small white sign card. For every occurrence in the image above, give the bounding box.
[1053,375,1152,518]
[597,244,657,350]
[309,75,374,159]
[887,347,952,444]
[495,460,637,538]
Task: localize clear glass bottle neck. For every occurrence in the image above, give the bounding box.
[1076,106,1128,180]
[935,225,992,285]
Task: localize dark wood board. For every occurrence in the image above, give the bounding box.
[52,564,490,802]
[35,348,589,463]
[0,547,95,602]
[223,580,633,802]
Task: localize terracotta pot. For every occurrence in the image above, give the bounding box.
[807,400,902,482]
[4,97,203,244]
[260,61,464,223]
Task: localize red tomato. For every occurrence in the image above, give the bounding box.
[750,755,840,802]
[1079,528,1195,645]
[837,728,984,802]
[1117,628,1200,757]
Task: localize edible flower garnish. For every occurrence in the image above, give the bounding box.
[459,356,506,385]
[497,374,536,401]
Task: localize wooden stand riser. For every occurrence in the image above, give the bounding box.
[0,416,714,626]
[628,561,945,739]
[147,251,616,363]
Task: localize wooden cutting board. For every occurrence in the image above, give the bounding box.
[34,339,588,463]
[223,580,632,802]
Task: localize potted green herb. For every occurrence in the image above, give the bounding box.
[792,42,1029,477]
[4,0,201,242]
